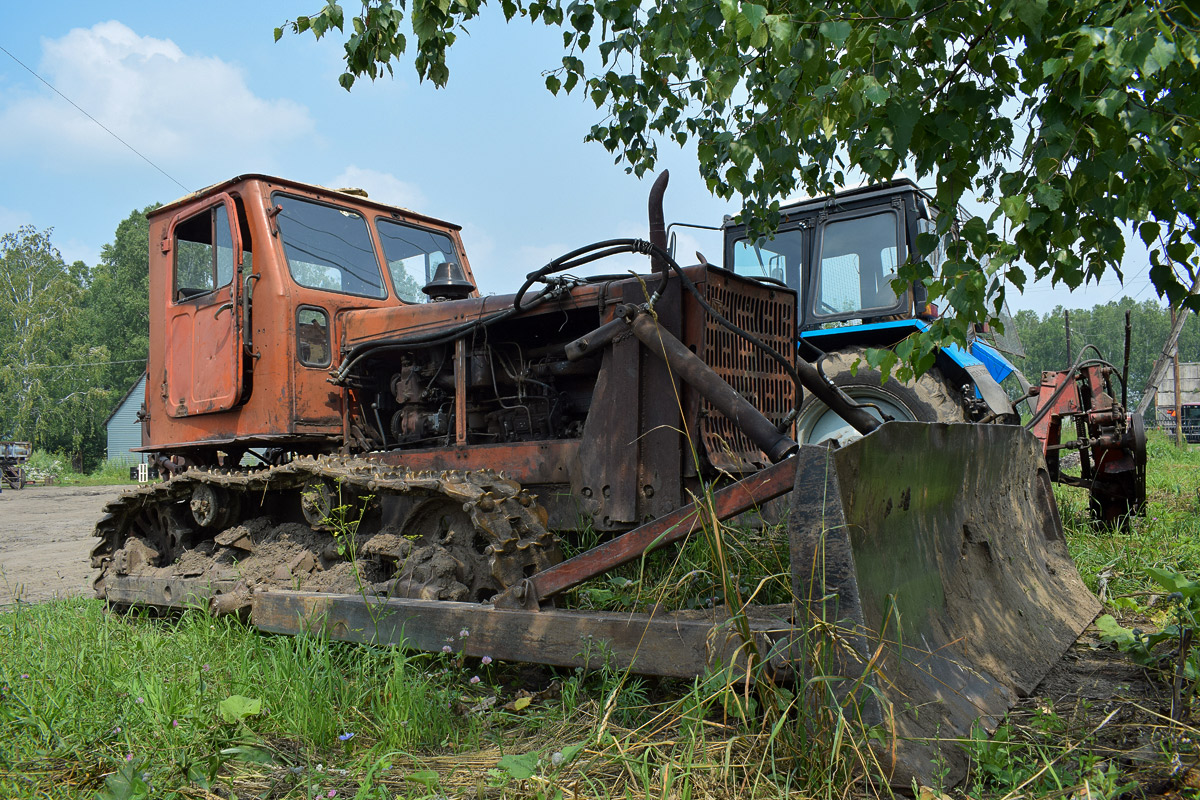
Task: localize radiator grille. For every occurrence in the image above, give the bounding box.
[700,274,796,472]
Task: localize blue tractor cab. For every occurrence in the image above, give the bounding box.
[720,179,1021,444]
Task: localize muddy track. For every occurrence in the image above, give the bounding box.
[90,457,562,611]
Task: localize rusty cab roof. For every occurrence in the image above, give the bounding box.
[148,173,463,232]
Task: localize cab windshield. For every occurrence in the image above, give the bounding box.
[273,193,387,298]
[812,212,902,318]
[376,219,463,304]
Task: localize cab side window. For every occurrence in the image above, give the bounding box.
[175,204,235,301]
[297,307,331,367]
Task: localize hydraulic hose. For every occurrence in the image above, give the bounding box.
[513,238,653,312]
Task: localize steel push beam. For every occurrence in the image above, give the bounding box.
[251,592,799,680]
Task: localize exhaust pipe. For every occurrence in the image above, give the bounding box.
[648,170,669,276]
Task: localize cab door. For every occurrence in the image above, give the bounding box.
[164,195,244,417]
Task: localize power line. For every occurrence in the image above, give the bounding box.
[11,358,145,371]
[0,42,190,193]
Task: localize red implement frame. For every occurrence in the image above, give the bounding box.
[1027,364,1146,525]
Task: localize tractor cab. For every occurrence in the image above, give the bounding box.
[141,174,479,468]
[722,179,937,330]
[718,179,1020,431]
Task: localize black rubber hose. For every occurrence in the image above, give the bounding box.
[342,237,659,382]
[513,238,651,312]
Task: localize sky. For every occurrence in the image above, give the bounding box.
[0,2,1165,316]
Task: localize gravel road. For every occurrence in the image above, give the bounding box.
[0,484,129,605]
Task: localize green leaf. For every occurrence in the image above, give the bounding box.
[1094,614,1138,648]
[1146,567,1199,596]
[1142,37,1177,76]
[546,74,562,95]
[764,14,793,46]
[499,752,540,780]
[557,742,586,767]
[217,694,263,723]
[185,754,222,790]
[861,76,890,105]
[273,27,284,42]
[407,769,440,788]
[999,195,1030,226]
[1092,90,1126,118]
[887,97,919,151]
[750,22,769,50]
[1139,221,1160,248]
[219,745,275,764]
[326,2,344,29]
[1015,0,1047,33]
[99,760,150,800]
[1033,183,1063,211]
[818,20,852,46]
[740,3,768,32]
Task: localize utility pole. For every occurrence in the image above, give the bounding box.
[1064,310,1073,361]
[1173,306,1183,446]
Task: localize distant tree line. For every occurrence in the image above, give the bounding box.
[1010,300,1198,410]
[0,208,153,469]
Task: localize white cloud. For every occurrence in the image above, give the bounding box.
[670,228,725,267]
[0,212,98,266]
[328,166,426,210]
[515,242,573,270]
[0,21,313,169]
[513,239,645,284]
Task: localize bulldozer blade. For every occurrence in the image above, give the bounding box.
[788,422,1100,788]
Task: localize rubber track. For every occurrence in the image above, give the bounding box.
[90,455,559,600]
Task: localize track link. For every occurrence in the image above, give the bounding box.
[91,455,561,610]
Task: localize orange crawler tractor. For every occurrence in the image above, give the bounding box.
[94,172,1097,785]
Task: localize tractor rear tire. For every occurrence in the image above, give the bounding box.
[797,346,968,445]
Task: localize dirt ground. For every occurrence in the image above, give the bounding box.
[0,484,129,606]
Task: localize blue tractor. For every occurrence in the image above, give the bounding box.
[719,179,1022,445]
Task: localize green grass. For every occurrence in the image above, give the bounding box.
[21,450,139,486]
[1062,430,1200,603]
[0,598,872,800]
[0,601,514,798]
